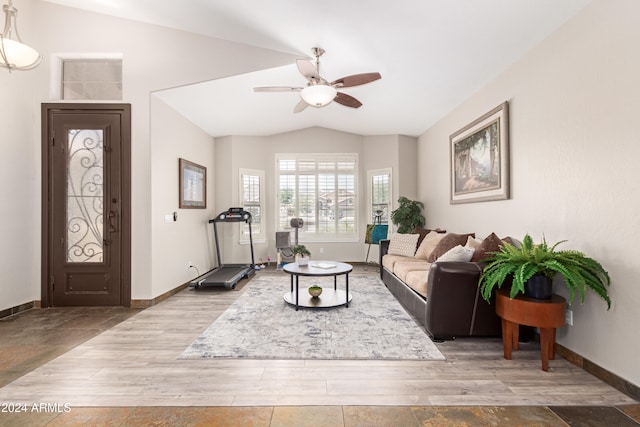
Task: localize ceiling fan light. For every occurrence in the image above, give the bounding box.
[300,85,337,107]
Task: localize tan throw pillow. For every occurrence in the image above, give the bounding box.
[435,245,475,263]
[413,227,431,247]
[387,233,419,257]
[415,231,447,260]
[471,232,505,262]
[426,232,476,262]
[413,226,447,247]
[465,235,482,250]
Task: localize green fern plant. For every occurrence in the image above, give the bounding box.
[479,234,611,309]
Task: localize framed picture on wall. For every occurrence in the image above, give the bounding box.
[179,158,206,209]
[450,101,509,204]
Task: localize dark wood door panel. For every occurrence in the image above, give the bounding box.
[61,272,118,306]
[42,104,131,307]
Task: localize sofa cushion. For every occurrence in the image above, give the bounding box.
[405,270,429,297]
[382,254,424,271]
[387,233,419,257]
[415,232,448,260]
[393,259,431,282]
[471,232,504,262]
[427,232,476,262]
[436,245,475,263]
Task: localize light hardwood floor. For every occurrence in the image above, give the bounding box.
[0,268,636,408]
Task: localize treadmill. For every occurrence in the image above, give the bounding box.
[191,208,255,290]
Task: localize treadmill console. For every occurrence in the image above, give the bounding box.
[212,207,252,223]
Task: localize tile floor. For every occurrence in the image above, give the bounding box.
[0,268,638,426]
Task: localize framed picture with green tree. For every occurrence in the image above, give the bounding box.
[450,101,509,204]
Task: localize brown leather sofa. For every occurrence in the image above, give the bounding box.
[379,239,501,341]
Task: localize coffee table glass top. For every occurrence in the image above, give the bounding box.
[283,261,352,276]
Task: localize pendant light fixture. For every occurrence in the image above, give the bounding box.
[0,0,41,71]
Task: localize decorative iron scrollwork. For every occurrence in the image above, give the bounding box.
[66,129,104,263]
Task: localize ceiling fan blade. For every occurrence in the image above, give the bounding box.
[296,59,320,83]
[293,99,309,113]
[334,92,362,109]
[254,86,302,92]
[331,72,381,88]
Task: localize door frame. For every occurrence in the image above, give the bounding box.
[41,103,132,307]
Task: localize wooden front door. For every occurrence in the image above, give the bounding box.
[42,104,131,306]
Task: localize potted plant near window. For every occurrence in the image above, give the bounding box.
[479,234,611,309]
[292,245,311,266]
[390,196,426,234]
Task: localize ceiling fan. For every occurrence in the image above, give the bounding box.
[253,47,381,113]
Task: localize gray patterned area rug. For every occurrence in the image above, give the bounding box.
[179,273,445,360]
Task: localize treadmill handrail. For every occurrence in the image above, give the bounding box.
[210,208,255,269]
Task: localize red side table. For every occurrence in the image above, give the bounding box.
[495,288,566,371]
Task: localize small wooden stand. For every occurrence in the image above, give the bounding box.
[495,289,566,371]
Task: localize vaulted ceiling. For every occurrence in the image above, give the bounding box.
[43,0,592,137]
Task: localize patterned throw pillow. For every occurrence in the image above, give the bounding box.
[435,245,475,263]
[387,233,419,257]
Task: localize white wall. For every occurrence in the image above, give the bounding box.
[363,134,419,217]
[417,0,640,386]
[398,135,419,204]
[150,97,216,296]
[0,0,40,311]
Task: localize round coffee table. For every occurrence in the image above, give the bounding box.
[283,261,353,310]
